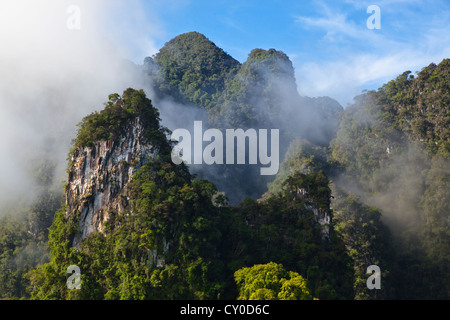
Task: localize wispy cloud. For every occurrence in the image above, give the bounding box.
[296,51,431,106]
[295,4,364,43]
[293,0,450,105]
[0,0,162,209]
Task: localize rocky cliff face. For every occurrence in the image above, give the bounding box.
[296,187,332,238]
[65,117,158,247]
[311,207,332,237]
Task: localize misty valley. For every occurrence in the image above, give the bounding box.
[0,31,448,301]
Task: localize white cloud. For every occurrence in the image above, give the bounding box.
[293,1,450,105]
[296,52,417,105]
[0,0,163,209]
[296,45,450,106]
[295,8,363,42]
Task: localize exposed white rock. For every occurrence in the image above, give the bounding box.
[66,117,158,247]
[297,187,332,238]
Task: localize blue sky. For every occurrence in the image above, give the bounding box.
[117,0,450,106]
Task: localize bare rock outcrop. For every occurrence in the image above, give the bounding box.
[65,117,158,247]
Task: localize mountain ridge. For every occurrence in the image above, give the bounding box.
[0,32,447,300]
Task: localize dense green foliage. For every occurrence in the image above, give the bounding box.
[28,90,229,299]
[331,187,397,300]
[146,32,342,143]
[19,88,354,300]
[234,262,315,300]
[376,61,450,156]
[26,148,354,299]
[328,60,449,299]
[72,88,169,152]
[213,48,299,129]
[0,33,448,300]
[265,138,336,197]
[145,32,343,205]
[28,161,228,300]
[271,59,450,299]
[226,172,354,300]
[148,32,240,110]
[0,156,62,299]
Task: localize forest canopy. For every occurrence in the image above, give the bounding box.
[0,33,448,300]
